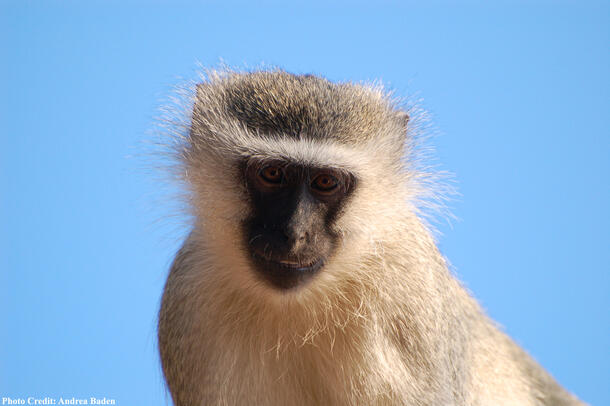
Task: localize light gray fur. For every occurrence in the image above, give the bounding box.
[157,69,584,405]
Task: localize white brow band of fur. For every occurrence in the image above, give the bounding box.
[202,129,378,174]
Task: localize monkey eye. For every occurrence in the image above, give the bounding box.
[258,166,284,185]
[311,173,339,193]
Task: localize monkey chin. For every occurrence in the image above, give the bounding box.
[250,253,326,290]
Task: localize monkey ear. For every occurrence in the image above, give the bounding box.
[394,111,410,144]
[387,111,410,158]
[398,111,410,129]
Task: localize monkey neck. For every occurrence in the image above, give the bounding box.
[167,224,483,404]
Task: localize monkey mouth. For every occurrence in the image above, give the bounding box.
[253,253,324,272]
[250,253,325,289]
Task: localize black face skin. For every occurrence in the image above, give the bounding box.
[242,160,356,290]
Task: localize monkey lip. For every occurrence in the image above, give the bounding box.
[250,253,325,290]
[252,254,324,272]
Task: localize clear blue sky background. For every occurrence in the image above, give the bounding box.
[1,1,608,405]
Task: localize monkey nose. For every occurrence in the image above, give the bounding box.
[285,230,309,251]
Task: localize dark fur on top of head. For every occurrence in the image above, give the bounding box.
[209,70,408,140]
[187,69,411,163]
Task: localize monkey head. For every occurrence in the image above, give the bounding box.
[181,70,412,293]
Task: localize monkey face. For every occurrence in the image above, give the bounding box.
[242,159,356,290]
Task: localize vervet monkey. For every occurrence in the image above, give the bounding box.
[157,70,584,405]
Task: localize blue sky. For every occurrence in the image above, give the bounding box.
[1,1,608,404]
